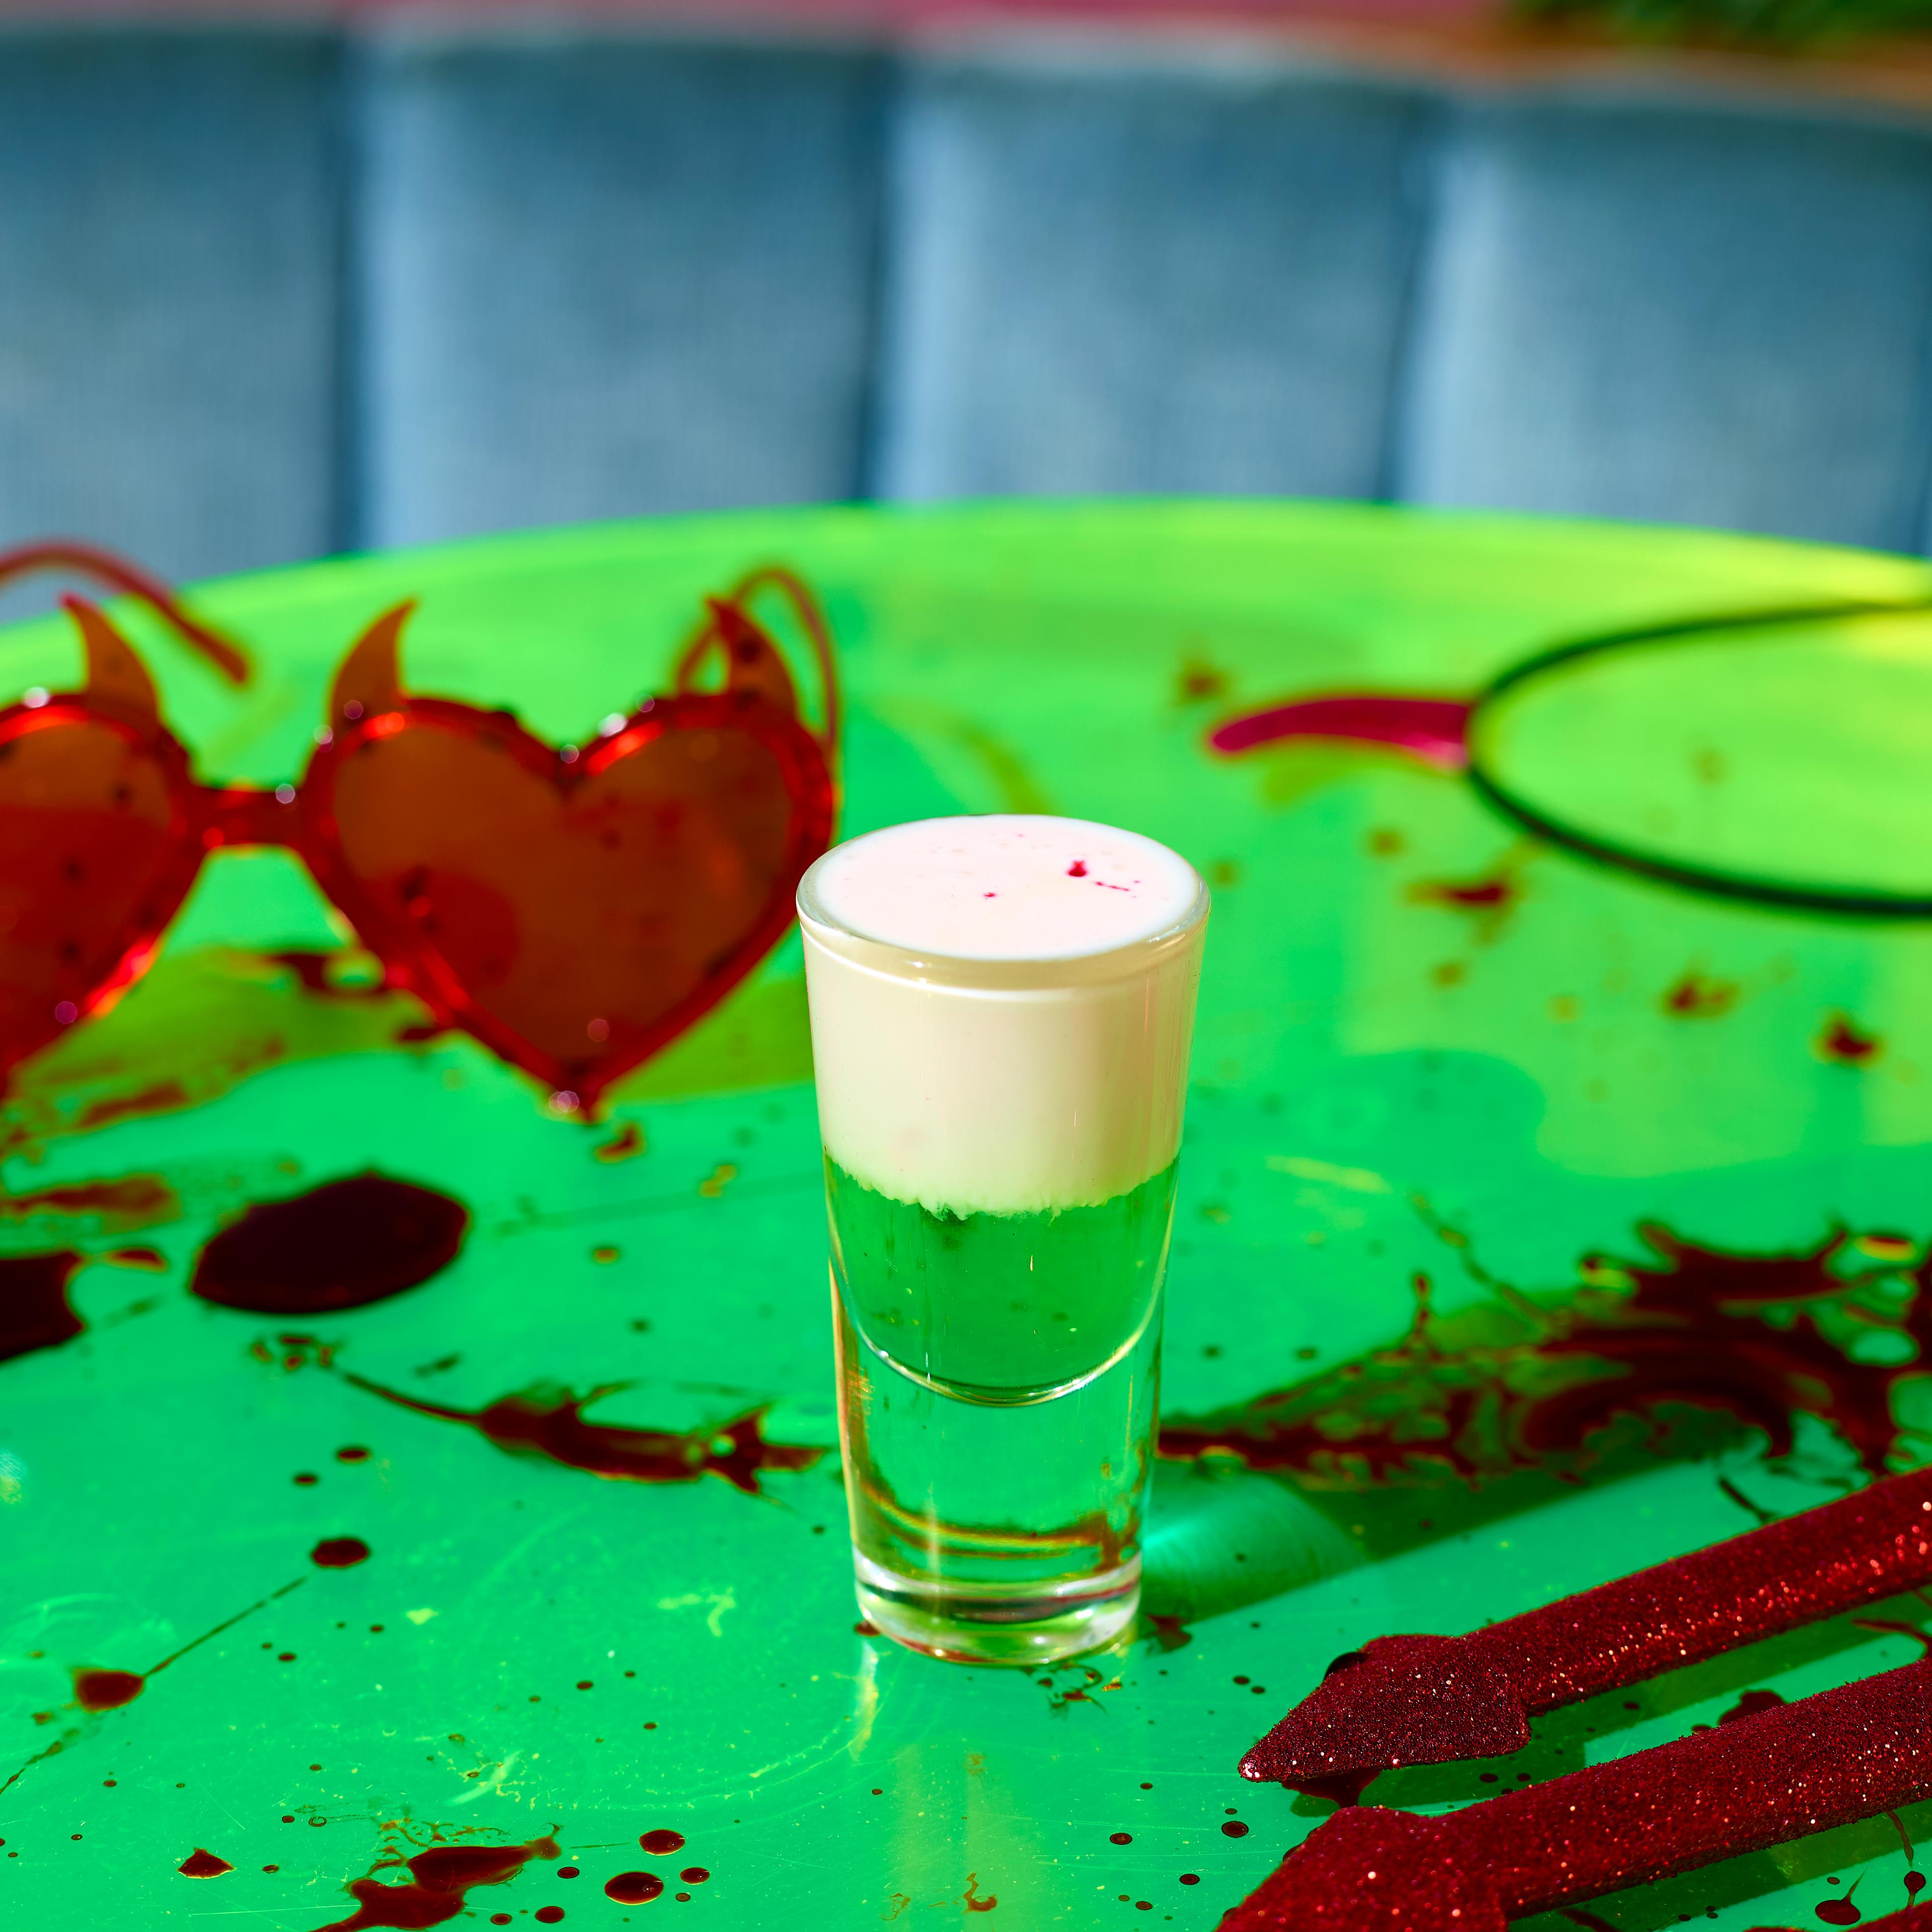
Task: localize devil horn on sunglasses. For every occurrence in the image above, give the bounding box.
[0,539,252,687]
[330,601,417,726]
[60,596,160,722]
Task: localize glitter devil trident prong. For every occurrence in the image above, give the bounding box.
[1241,1463,1932,1803]
[1223,1653,1932,1932]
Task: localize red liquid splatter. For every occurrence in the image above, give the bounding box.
[640,1830,686,1855]
[191,1174,467,1314]
[0,1174,179,1230]
[1208,695,1471,770]
[1663,971,1740,1019]
[1817,1897,1863,1926]
[1819,1014,1882,1064]
[595,1121,643,1163]
[1068,861,1088,877]
[73,1668,144,1712]
[75,1083,193,1134]
[1242,1464,1932,1798]
[0,1252,83,1362]
[1225,1656,1932,1931]
[342,1374,821,1495]
[606,1872,664,1902]
[1164,1218,1932,1496]
[311,1537,371,1569]
[179,1847,233,1878]
[105,1245,166,1269]
[316,1835,560,1930]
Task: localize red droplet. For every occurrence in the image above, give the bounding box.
[679,1867,709,1884]
[73,1668,144,1713]
[336,1445,371,1463]
[179,1848,233,1878]
[1109,1832,1132,1844]
[1068,860,1087,877]
[534,1911,566,1925]
[1221,1821,1249,1838]
[640,1829,686,1855]
[310,1536,370,1568]
[606,1872,664,1903]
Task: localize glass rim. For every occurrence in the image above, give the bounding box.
[796,835,1210,993]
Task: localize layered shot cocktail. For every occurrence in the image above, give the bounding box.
[798,816,1208,1663]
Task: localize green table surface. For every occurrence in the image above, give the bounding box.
[5,500,1932,1931]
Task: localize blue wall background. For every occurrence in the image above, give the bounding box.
[4,23,1931,584]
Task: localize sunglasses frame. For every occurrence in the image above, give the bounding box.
[0,548,839,1112]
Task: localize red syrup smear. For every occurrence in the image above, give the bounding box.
[0,1251,83,1362]
[1240,1465,1932,1797]
[1223,1655,1932,1932]
[0,1174,180,1229]
[316,1836,560,1930]
[72,1668,145,1713]
[341,1373,822,1495]
[179,1848,233,1877]
[1820,1014,1883,1064]
[1162,1218,1932,1493]
[190,1174,468,1314]
[1208,694,1472,770]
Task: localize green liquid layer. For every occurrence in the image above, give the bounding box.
[826,1156,1177,1398]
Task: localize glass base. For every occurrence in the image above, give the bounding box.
[853,1548,1141,1665]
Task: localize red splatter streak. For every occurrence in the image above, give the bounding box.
[1224,1657,1932,1931]
[1209,695,1471,770]
[1663,971,1740,1019]
[179,1847,233,1878]
[594,1121,643,1164]
[0,1252,83,1362]
[1162,1218,1932,1491]
[316,1836,560,1930]
[963,1872,999,1912]
[311,1537,371,1569]
[73,1668,144,1713]
[1819,1014,1883,1064]
[342,1374,822,1495]
[1817,1890,1864,1926]
[104,1245,165,1269]
[606,1872,663,1903]
[0,1174,179,1229]
[1241,1463,1932,1800]
[191,1174,467,1314]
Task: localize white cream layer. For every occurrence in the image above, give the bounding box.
[798,816,1207,1217]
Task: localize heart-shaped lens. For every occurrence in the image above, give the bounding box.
[0,702,202,1078]
[306,691,833,1105]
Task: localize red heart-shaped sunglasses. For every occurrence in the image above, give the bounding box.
[0,541,839,1113]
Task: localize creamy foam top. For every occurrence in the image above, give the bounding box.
[799,817,1207,1214]
[804,815,1201,962]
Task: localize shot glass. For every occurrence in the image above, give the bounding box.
[798,814,1208,1664]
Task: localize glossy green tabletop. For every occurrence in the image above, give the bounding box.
[5,501,1932,1931]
